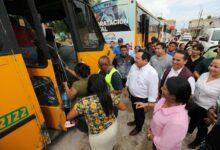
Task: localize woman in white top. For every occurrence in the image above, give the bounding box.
[188,56,220,149]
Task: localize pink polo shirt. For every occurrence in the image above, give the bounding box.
[150,98,188,150]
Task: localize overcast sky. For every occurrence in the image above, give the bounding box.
[137,0,220,30]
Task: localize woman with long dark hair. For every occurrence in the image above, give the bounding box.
[63,63,91,131]
[67,74,126,150]
[63,63,91,101]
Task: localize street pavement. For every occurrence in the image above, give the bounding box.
[47,95,198,150]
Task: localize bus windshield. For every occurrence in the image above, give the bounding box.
[73,0,104,50]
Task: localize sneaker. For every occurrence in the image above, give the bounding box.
[129,128,140,136]
[65,120,76,128]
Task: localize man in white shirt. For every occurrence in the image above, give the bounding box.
[160,50,195,95]
[126,50,159,136]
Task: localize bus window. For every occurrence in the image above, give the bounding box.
[44,22,77,86]
[9,16,47,67]
[73,1,104,50]
[137,7,144,33]
[0,18,19,56]
[47,20,77,68]
[140,14,147,34]
[149,17,160,34]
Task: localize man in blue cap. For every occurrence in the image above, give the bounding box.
[113,38,123,55]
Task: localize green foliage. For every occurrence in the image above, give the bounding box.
[49,20,69,34]
[207,15,212,19]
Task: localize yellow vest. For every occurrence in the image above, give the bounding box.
[105,68,119,91]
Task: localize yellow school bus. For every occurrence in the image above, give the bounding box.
[0,0,113,149]
[92,0,166,48]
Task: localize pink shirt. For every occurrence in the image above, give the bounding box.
[150,98,188,150]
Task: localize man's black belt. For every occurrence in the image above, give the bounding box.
[129,93,148,102]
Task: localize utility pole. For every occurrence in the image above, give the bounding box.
[195,9,203,37]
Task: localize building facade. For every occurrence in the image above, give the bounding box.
[188,17,220,36]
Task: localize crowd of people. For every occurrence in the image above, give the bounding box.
[64,37,220,150]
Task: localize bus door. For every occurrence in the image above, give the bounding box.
[62,0,113,73]
[4,0,66,131]
[0,1,49,149]
[140,14,149,47]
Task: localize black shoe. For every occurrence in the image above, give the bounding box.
[127,121,135,126]
[187,126,196,134]
[188,140,201,149]
[129,128,140,136]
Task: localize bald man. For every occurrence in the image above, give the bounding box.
[98,56,123,94]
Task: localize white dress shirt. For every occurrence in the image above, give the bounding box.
[126,63,159,102]
[194,72,220,110]
[166,67,195,94]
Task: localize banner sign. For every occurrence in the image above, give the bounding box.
[93,1,131,32]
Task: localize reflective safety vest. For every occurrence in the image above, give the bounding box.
[105,67,119,91]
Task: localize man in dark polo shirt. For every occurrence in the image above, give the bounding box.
[112,45,134,87]
[194,41,220,79]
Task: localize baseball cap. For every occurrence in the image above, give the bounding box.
[118,38,123,43]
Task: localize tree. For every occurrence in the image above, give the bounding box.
[50,20,69,34]
[207,15,212,19]
[157,17,164,20]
